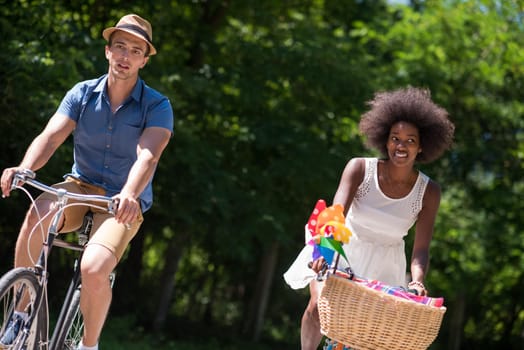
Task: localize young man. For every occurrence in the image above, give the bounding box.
[0,14,173,350]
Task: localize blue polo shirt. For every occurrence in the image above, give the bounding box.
[56,74,174,212]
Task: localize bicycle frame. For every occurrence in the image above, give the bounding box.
[11,169,115,271]
[3,169,116,349]
[48,214,89,350]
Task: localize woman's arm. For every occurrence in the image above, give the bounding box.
[332,157,366,215]
[309,157,365,273]
[410,179,441,296]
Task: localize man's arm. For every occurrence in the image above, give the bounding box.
[113,126,172,224]
[1,113,75,197]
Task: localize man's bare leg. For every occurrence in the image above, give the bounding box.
[12,201,57,311]
[79,244,117,347]
[14,200,56,268]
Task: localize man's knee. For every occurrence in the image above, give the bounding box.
[21,200,58,234]
[80,245,116,283]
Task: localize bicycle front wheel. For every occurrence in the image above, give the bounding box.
[0,267,48,350]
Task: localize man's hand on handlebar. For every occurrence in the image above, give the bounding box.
[112,192,140,226]
[1,167,30,198]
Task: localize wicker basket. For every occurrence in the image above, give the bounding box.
[318,275,446,350]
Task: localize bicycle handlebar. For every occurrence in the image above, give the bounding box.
[12,169,117,214]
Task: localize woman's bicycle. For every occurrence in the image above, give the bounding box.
[0,169,116,350]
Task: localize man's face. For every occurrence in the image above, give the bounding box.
[105,31,149,80]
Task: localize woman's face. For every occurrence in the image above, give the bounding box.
[386,121,421,166]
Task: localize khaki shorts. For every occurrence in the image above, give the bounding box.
[36,177,143,261]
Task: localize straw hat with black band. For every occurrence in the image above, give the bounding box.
[102,14,156,56]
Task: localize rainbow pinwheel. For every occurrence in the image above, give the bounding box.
[306,199,352,265]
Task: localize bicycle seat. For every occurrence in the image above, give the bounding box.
[53,212,94,252]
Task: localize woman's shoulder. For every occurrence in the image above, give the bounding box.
[341,157,370,185]
[425,177,441,192]
[345,157,367,172]
[417,170,440,190]
[422,177,442,206]
[347,156,377,167]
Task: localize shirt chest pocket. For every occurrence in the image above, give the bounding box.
[111,123,143,157]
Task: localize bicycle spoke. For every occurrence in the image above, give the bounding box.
[0,268,47,350]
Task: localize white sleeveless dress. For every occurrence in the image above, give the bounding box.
[283,157,429,289]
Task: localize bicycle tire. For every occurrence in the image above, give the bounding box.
[51,272,115,350]
[0,267,48,350]
[50,287,81,350]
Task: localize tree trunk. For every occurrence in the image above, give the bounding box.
[243,241,279,341]
[152,232,187,332]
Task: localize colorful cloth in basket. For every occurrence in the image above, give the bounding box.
[357,278,444,307]
[332,271,445,308]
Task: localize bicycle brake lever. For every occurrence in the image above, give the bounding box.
[108,199,118,215]
[11,169,35,190]
[21,169,36,179]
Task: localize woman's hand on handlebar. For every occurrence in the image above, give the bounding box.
[407,281,428,296]
[308,257,328,273]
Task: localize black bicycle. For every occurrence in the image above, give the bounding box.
[0,169,116,350]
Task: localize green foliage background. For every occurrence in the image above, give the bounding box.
[0,0,523,349]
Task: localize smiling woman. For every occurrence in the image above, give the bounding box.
[283,87,455,350]
[359,87,454,164]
